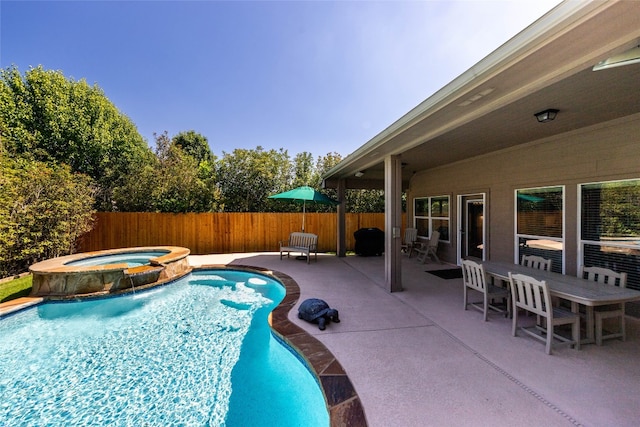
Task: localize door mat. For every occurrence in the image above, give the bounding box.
[426,268,463,280]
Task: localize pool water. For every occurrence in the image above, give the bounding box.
[64,251,170,267]
[0,270,329,427]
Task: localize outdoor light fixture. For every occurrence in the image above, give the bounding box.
[354,171,365,177]
[534,109,559,123]
[593,45,640,71]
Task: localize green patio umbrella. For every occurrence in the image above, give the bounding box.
[268,186,338,232]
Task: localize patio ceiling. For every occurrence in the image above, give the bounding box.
[323,1,640,190]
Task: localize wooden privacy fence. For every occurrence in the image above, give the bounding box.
[78,212,406,254]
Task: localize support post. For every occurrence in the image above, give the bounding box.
[385,155,403,292]
[336,179,347,257]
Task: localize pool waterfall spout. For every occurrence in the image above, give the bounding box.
[125,265,165,290]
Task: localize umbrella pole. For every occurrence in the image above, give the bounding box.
[302,200,306,232]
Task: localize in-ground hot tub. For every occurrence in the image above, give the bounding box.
[29,246,191,298]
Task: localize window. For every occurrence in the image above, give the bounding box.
[414,196,449,241]
[515,186,564,273]
[580,179,640,290]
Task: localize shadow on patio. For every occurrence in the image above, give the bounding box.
[189,252,640,427]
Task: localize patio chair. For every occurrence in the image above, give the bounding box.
[462,259,510,321]
[522,255,554,309]
[579,266,628,345]
[509,272,580,355]
[416,230,441,264]
[400,228,418,257]
[521,255,552,271]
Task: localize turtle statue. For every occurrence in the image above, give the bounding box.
[297,298,340,330]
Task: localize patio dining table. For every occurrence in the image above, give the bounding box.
[480,260,640,344]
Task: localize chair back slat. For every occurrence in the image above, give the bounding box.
[289,232,318,248]
[509,273,551,317]
[579,266,627,288]
[521,255,552,271]
[462,259,486,292]
[404,228,418,244]
[428,230,440,249]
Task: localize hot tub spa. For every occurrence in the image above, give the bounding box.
[28,246,191,298]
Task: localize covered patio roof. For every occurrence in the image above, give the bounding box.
[322,1,640,189]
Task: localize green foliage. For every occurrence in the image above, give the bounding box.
[217,146,292,212]
[152,133,220,213]
[346,189,386,213]
[599,181,640,237]
[0,156,95,276]
[312,152,342,213]
[0,65,155,210]
[292,152,315,188]
[0,274,32,303]
[315,151,342,176]
[172,130,215,164]
[314,152,386,213]
[113,132,222,213]
[0,65,387,216]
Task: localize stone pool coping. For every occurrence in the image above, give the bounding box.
[0,296,44,317]
[0,263,367,426]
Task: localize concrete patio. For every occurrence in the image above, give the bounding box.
[190,252,640,427]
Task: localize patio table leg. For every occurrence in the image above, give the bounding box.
[585,306,595,344]
[571,301,595,345]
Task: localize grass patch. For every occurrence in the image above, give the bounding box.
[0,275,33,303]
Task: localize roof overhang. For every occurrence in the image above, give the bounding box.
[322,0,640,190]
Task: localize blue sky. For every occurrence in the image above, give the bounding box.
[1,0,561,159]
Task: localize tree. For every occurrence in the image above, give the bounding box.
[0,156,95,276]
[113,132,221,213]
[346,188,385,213]
[315,152,385,213]
[152,132,221,213]
[292,152,315,188]
[172,130,215,164]
[315,152,342,176]
[110,161,158,212]
[0,66,155,210]
[217,146,291,212]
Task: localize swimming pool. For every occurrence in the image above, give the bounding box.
[0,269,329,426]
